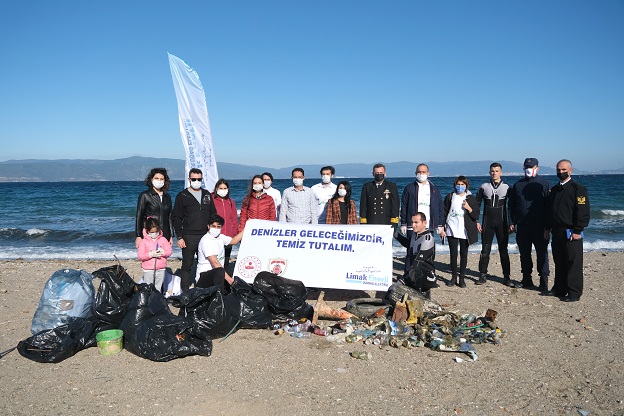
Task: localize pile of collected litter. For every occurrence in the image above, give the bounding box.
[16,264,311,363]
[13,265,504,364]
[273,284,504,361]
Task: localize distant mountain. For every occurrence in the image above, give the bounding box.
[0,157,618,182]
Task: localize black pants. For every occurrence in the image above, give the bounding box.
[515,224,550,286]
[479,223,511,277]
[551,229,584,298]
[448,236,468,277]
[179,233,204,291]
[196,267,226,291]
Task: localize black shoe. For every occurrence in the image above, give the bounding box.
[503,277,517,288]
[458,278,467,288]
[445,278,455,287]
[519,281,536,289]
[475,274,487,285]
[540,290,559,297]
[563,296,580,302]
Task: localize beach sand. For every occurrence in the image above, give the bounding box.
[1,252,623,415]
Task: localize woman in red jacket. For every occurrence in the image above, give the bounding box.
[212,178,239,271]
[239,175,276,232]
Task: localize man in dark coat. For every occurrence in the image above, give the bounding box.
[508,158,551,290]
[171,168,217,291]
[399,163,444,272]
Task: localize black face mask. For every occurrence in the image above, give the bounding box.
[374,173,385,182]
[557,171,570,181]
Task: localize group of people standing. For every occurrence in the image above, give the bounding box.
[383,158,590,302]
[133,158,590,303]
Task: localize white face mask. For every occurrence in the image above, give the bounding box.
[148,232,159,239]
[208,227,221,238]
[190,180,202,190]
[524,168,536,178]
[338,189,347,197]
[253,184,263,192]
[216,189,228,198]
[263,180,272,189]
[321,175,331,184]
[293,178,304,187]
[415,174,428,183]
[152,180,165,189]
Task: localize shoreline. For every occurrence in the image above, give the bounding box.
[1,251,623,414]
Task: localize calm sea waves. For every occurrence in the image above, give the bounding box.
[1,175,622,260]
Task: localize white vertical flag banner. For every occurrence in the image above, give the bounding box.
[168,53,218,190]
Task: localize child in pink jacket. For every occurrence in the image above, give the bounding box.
[137,217,172,292]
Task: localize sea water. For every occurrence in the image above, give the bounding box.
[1,175,622,260]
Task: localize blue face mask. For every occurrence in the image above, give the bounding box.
[455,185,466,194]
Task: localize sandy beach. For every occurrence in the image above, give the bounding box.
[1,251,623,415]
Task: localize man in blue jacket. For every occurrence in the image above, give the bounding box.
[508,158,551,291]
[399,164,444,272]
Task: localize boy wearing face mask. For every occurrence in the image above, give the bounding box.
[172,168,218,291]
[508,158,551,291]
[262,172,281,217]
[196,215,244,291]
[311,166,338,224]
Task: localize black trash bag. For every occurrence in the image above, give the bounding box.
[92,264,137,326]
[120,284,212,362]
[252,272,313,321]
[169,287,240,339]
[17,317,113,363]
[225,277,273,328]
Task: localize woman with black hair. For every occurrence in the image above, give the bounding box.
[325,181,358,225]
[238,175,276,232]
[135,168,173,248]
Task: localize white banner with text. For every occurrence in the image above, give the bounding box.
[234,219,393,290]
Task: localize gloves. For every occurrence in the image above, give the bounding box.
[400,225,407,236]
[149,249,163,258]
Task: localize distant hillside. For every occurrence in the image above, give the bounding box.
[0,157,617,182]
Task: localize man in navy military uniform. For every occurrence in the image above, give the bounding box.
[544,159,590,302]
[359,163,399,227]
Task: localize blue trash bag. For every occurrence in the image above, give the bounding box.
[31,269,95,335]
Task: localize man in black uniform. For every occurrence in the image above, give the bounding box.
[508,158,551,290]
[475,162,516,287]
[395,212,437,298]
[544,159,590,302]
[172,168,218,291]
[359,163,399,227]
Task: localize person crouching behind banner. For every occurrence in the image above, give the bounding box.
[394,212,438,298]
[325,181,358,225]
[137,217,172,293]
[196,214,243,292]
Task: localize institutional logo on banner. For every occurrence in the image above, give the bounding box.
[268,258,288,276]
[234,220,393,290]
[167,53,219,190]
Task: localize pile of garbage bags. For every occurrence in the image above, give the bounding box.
[17,266,312,363]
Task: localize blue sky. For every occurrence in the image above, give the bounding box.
[1,0,622,171]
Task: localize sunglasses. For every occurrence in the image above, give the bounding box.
[189,178,203,182]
